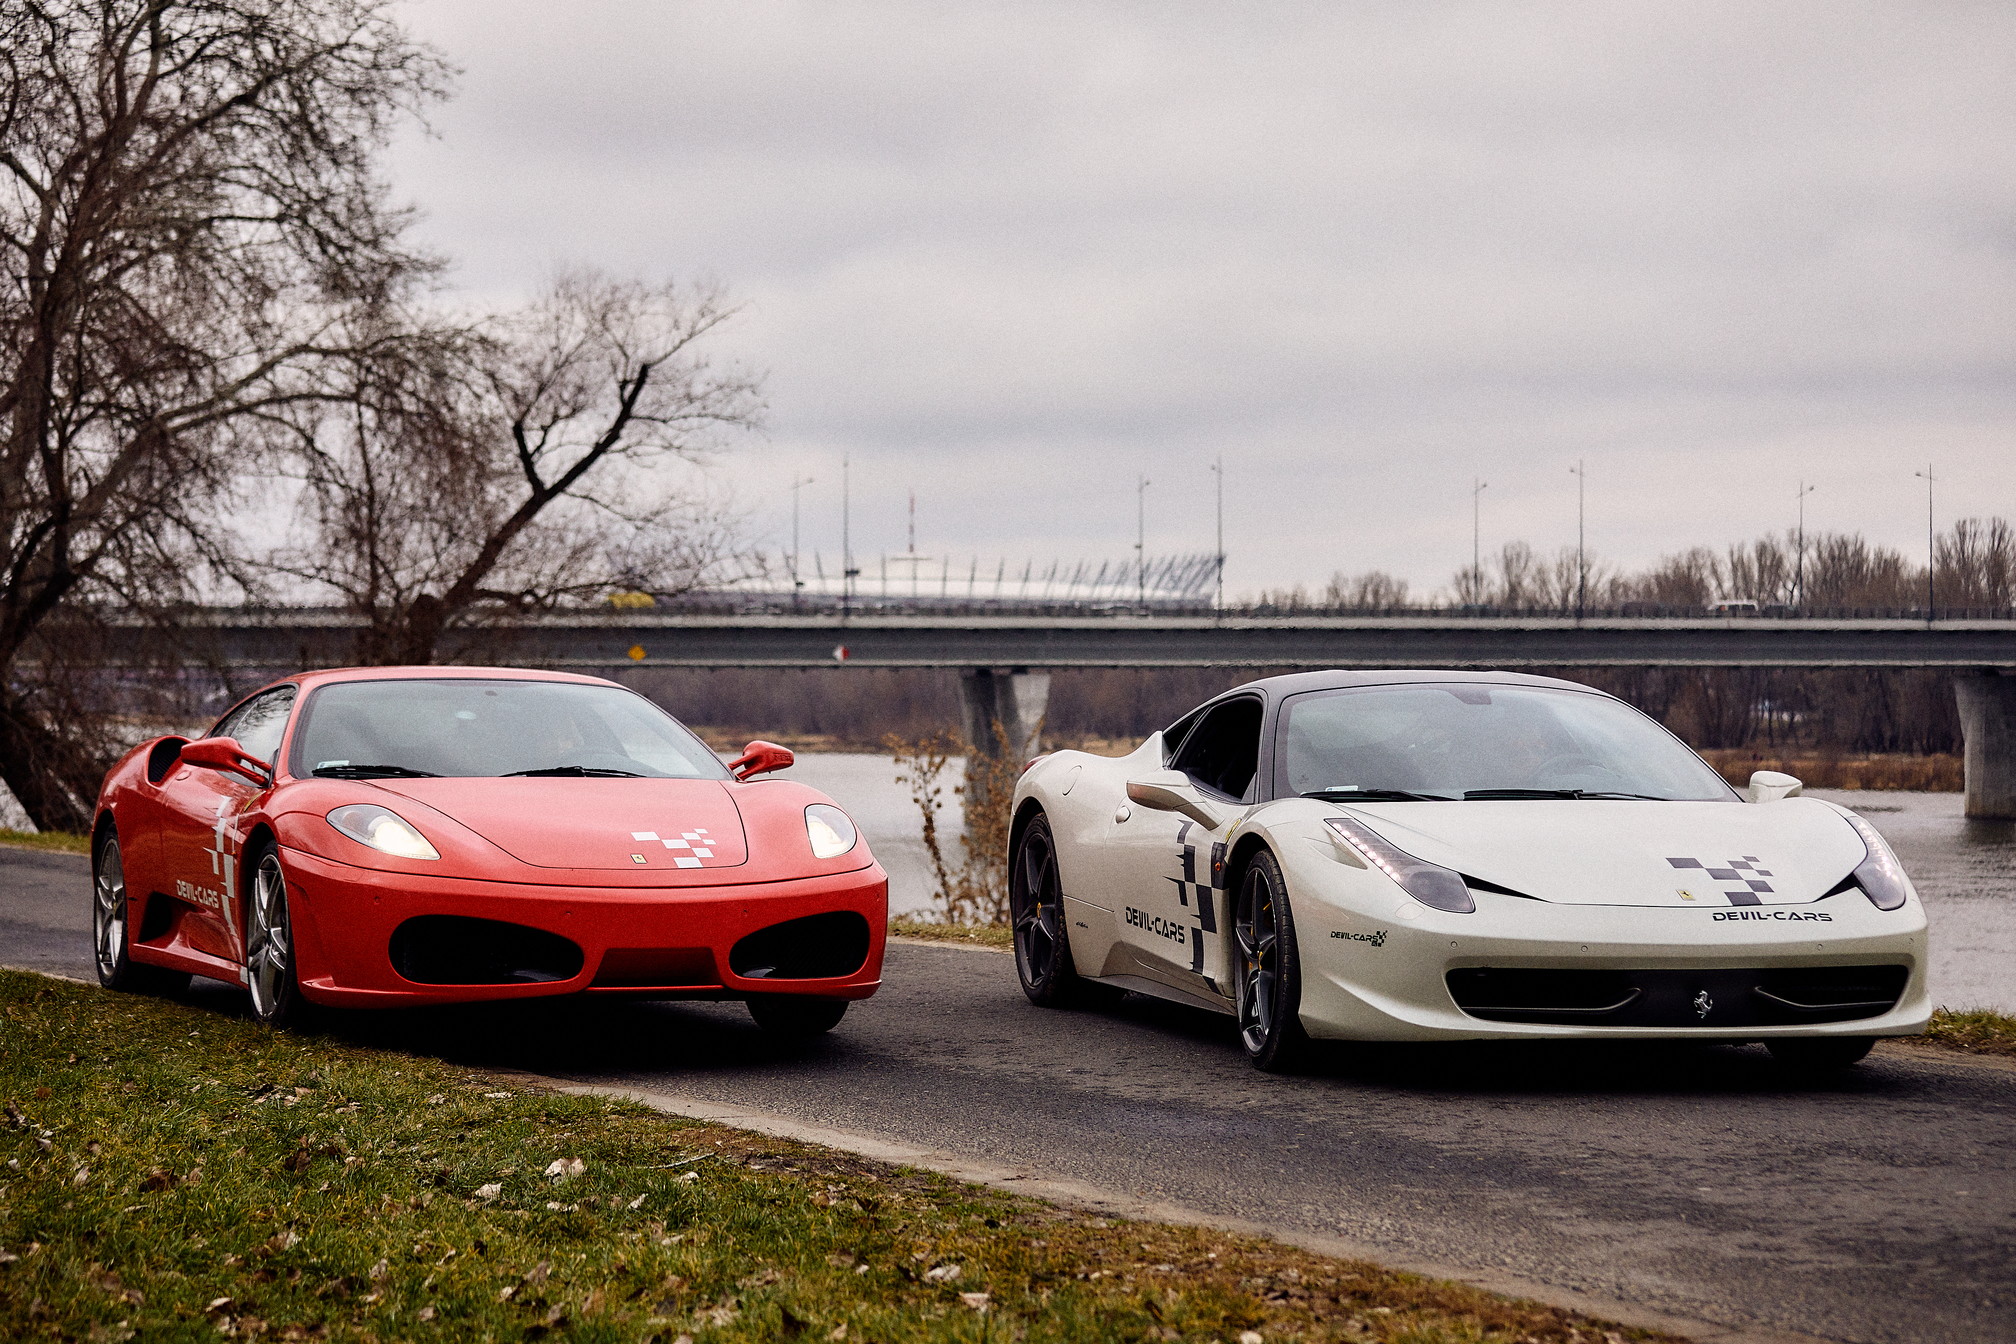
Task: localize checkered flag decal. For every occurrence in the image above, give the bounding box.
[1166,820,1224,988]
[632,829,718,869]
[1667,855,1774,906]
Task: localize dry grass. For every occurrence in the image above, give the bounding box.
[0,970,1678,1343]
[888,918,1014,951]
[0,830,91,856]
[1920,1007,2016,1057]
[1698,749,1962,792]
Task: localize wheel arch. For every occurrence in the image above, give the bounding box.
[1222,828,1274,904]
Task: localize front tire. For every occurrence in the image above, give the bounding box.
[1234,850,1311,1073]
[1010,812,1110,1007]
[1767,1036,1875,1071]
[747,994,848,1036]
[93,831,189,996]
[245,841,313,1029]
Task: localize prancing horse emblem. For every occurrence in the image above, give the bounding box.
[1692,990,1714,1020]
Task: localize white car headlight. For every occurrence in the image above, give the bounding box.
[1324,816,1474,913]
[1840,811,1909,911]
[327,804,440,861]
[805,804,858,858]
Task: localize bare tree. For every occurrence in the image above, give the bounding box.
[0,0,447,825]
[266,270,765,663]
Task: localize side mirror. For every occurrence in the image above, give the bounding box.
[730,740,794,780]
[180,736,273,786]
[1746,769,1803,804]
[1126,770,1222,830]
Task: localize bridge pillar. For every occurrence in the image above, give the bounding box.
[1955,671,2016,820]
[959,667,1049,760]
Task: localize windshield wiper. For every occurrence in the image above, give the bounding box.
[503,766,644,778]
[1303,787,1450,802]
[312,764,439,779]
[1462,788,1669,800]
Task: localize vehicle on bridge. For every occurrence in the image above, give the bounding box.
[90,667,886,1033]
[1010,669,1930,1070]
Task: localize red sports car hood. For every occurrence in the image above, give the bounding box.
[375,778,749,871]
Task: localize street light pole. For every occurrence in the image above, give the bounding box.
[790,474,814,612]
[1210,456,1224,617]
[1914,465,1936,622]
[841,455,859,620]
[1136,474,1151,611]
[1794,480,1815,614]
[1471,477,1487,607]
[1569,460,1586,620]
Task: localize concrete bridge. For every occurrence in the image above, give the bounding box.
[142,610,2016,817]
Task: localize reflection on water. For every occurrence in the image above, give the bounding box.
[1809,790,2015,1012]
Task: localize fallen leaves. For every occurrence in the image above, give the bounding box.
[543,1157,586,1180]
[474,1183,503,1200]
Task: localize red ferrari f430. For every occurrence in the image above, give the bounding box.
[90,668,887,1033]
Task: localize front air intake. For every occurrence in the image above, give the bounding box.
[728,911,871,980]
[1447,965,1908,1028]
[389,916,584,986]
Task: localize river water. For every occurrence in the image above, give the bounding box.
[783,756,2016,1014]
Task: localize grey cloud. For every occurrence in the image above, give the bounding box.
[387,0,2016,591]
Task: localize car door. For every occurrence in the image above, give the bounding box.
[157,685,296,967]
[1111,695,1261,996]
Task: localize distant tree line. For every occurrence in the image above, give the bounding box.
[1257,519,2016,616]
[620,661,1966,759]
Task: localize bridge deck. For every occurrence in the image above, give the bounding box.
[136,613,2016,670]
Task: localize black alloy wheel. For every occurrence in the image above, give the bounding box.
[1766,1035,1876,1071]
[747,994,848,1036]
[92,831,189,996]
[1010,812,1106,1007]
[1234,849,1311,1072]
[245,840,312,1029]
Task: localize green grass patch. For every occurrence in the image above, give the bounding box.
[0,970,1674,1343]
[887,919,1013,951]
[0,830,91,856]
[1922,1007,2016,1057]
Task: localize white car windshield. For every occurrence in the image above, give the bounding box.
[1278,683,1735,801]
[287,679,729,781]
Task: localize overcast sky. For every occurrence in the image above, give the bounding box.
[387,0,2016,599]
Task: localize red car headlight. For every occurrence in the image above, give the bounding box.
[327,804,440,861]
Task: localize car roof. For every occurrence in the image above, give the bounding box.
[1217,668,1619,703]
[246,666,624,696]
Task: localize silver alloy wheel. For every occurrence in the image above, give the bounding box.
[1235,864,1280,1054]
[94,838,127,981]
[246,849,291,1021]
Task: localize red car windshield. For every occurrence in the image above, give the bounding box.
[286,679,730,781]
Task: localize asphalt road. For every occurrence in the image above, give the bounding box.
[7,847,2013,1344]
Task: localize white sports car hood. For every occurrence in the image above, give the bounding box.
[1336,797,1866,908]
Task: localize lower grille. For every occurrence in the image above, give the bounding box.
[1446,964,1908,1028]
[388,916,584,986]
[728,911,871,980]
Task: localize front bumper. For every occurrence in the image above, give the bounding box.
[281,845,888,1008]
[1284,866,1930,1043]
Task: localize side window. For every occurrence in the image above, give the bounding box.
[213,687,297,768]
[1161,709,1204,764]
[1169,698,1264,801]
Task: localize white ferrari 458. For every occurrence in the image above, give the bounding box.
[1008,670,1929,1072]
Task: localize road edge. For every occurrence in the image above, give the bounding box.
[535,1075,1838,1344]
